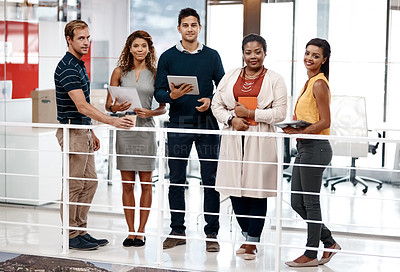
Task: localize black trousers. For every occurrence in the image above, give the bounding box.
[291,139,336,259]
[167,129,220,235]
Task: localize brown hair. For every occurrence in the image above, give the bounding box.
[117,30,157,76]
[64,20,89,46]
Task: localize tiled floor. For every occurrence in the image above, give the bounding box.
[1,168,400,271]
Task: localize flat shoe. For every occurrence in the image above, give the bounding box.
[242,245,257,260]
[206,234,220,252]
[243,252,257,260]
[285,258,318,267]
[123,238,135,247]
[319,243,341,265]
[163,233,186,249]
[235,244,246,255]
[133,236,146,247]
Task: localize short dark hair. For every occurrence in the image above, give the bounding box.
[178,7,201,26]
[306,38,331,79]
[242,33,267,53]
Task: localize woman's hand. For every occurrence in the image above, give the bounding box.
[232,117,250,131]
[111,97,131,112]
[282,126,303,134]
[234,101,250,118]
[134,108,153,118]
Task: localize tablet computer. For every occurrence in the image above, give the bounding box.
[274,120,312,129]
[167,75,200,95]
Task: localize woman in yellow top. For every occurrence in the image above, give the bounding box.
[283,38,340,267]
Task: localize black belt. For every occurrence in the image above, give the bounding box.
[60,119,91,125]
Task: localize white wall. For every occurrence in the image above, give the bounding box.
[82,0,130,80]
[38,0,129,90]
[38,21,66,90]
[207,4,243,72]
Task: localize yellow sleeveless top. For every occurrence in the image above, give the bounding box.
[294,73,331,135]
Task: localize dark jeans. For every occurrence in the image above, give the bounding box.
[230,196,268,242]
[291,139,336,259]
[167,128,220,235]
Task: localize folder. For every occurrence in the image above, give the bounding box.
[107,86,142,112]
[238,97,258,126]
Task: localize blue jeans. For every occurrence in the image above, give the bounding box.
[167,126,220,235]
[291,139,336,259]
[230,196,268,242]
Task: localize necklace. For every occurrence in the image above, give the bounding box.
[241,66,265,93]
[244,66,264,79]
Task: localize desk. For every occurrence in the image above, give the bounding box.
[0,127,62,205]
[369,122,400,186]
[369,122,400,167]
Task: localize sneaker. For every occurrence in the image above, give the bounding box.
[206,233,220,252]
[163,233,186,249]
[69,236,99,250]
[81,233,109,247]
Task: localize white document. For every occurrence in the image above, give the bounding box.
[167,75,200,95]
[107,86,142,112]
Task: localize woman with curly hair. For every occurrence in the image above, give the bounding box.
[105,30,166,247]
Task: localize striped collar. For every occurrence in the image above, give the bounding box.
[66,51,85,66]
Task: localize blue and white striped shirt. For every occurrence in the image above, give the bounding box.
[54,52,92,125]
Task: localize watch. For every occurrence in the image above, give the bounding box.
[109,104,117,114]
[227,116,235,126]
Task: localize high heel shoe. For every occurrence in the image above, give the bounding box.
[133,236,146,247]
[319,243,341,265]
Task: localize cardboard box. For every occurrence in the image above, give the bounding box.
[31,88,108,125]
[90,89,108,125]
[31,89,58,124]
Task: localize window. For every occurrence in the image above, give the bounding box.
[130,0,206,57]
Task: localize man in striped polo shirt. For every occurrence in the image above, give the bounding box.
[55,20,134,250]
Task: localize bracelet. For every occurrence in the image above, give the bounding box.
[109,104,116,114]
[247,109,250,118]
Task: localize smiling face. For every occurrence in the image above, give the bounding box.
[66,27,90,59]
[304,44,327,75]
[177,16,201,43]
[243,41,266,72]
[130,37,149,62]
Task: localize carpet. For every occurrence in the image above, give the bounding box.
[0,252,181,272]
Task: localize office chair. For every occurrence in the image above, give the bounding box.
[324,95,383,194]
[391,143,400,187]
[283,137,297,182]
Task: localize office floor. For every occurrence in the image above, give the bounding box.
[1,167,400,272]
